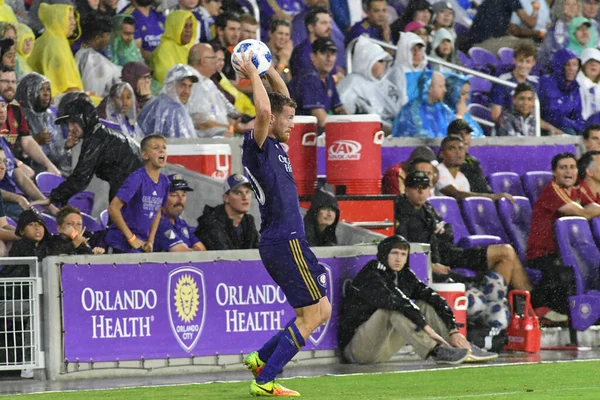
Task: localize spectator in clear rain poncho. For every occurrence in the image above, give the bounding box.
[136,63,198,138]
[337,36,398,135]
[97,82,137,138]
[15,73,73,176]
[76,14,122,98]
[107,15,143,67]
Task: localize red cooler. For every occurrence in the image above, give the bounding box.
[168,144,231,180]
[282,116,317,196]
[325,115,384,195]
[430,283,468,337]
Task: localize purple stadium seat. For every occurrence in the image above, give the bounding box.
[497,47,514,66]
[467,103,493,135]
[461,197,510,243]
[100,209,109,228]
[428,196,502,248]
[36,172,66,197]
[468,47,500,74]
[488,172,525,196]
[555,216,600,331]
[5,216,16,227]
[468,77,492,106]
[457,50,474,69]
[68,192,95,215]
[454,22,470,37]
[522,171,552,205]
[497,197,531,263]
[41,213,58,234]
[81,212,103,233]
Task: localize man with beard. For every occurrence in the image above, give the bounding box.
[120,0,166,62]
[155,174,206,252]
[0,67,60,175]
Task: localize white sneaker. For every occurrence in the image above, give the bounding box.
[21,369,34,379]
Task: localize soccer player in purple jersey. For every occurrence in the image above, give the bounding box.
[237,51,331,397]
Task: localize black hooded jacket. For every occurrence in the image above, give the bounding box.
[338,259,457,353]
[195,204,259,250]
[49,100,143,206]
[304,190,340,247]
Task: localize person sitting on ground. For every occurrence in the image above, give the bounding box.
[151,10,197,84]
[382,145,437,195]
[154,173,206,252]
[435,135,511,201]
[76,14,121,98]
[496,82,538,137]
[105,134,169,254]
[136,64,198,138]
[578,150,600,203]
[396,170,533,291]
[392,71,456,138]
[338,235,497,366]
[96,82,137,137]
[195,173,259,250]
[337,36,397,134]
[526,152,600,319]
[303,188,339,247]
[49,205,105,255]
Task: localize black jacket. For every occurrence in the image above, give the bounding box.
[394,195,464,267]
[195,204,259,250]
[304,189,340,247]
[49,108,143,206]
[46,234,94,256]
[338,259,457,353]
[460,153,492,194]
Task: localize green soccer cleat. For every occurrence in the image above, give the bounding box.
[249,380,301,397]
[244,351,265,378]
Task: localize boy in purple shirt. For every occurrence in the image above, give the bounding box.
[237,51,331,396]
[121,0,166,61]
[106,134,170,253]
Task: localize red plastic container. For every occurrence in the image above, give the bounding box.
[281,116,317,196]
[325,115,384,195]
[430,283,468,337]
[504,290,541,353]
[168,144,231,180]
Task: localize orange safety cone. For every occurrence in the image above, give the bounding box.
[504,290,541,353]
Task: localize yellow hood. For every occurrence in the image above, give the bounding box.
[17,23,34,58]
[151,10,197,83]
[38,3,72,38]
[0,0,17,24]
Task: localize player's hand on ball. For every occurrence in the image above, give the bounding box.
[234,51,258,79]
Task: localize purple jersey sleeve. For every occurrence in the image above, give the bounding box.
[115,170,143,203]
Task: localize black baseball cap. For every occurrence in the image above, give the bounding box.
[168,174,194,192]
[405,171,431,188]
[312,38,337,54]
[448,119,473,136]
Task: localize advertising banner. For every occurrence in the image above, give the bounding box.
[61,253,428,361]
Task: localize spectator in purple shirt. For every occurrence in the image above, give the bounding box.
[105,134,170,254]
[346,0,392,44]
[289,7,345,79]
[289,38,347,132]
[155,173,206,252]
[120,0,166,62]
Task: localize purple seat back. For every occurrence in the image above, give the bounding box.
[100,209,109,228]
[467,104,493,135]
[591,218,600,247]
[522,171,552,204]
[68,192,95,215]
[497,196,531,262]
[36,172,66,197]
[461,197,510,243]
[5,216,16,227]
[555,216,600,295]
[454,22,470,37]
[428,196,470,243]
[81,212,103,233]
[497,47,514,66]
[468,47,500,74]
[41,213,58,234]
[488,172,525,196]
[469,76,492,94]
[457,50,473,69]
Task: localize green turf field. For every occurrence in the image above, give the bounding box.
[5,361,600,399]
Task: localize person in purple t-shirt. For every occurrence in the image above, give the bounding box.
[121,0,166,62]
[105,134,170,253]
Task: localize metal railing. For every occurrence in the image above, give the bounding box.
[346,37,542,136]
[0,257,44,372]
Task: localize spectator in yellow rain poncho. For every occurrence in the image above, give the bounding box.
[17,23,34,75]
[150,10,197,84]
[28,4,83,96]
[0,0,17,25]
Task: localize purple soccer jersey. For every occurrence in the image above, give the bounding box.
[121,3,165,52]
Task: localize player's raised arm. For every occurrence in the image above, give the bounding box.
[265,64,289,98]
[234,51,271,149]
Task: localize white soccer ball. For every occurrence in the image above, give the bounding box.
[466,287,487,320]
[484,300,511,330]
[231,39,272,77]
[482,271,508,303]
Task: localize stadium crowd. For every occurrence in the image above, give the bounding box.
[1,0,600,376]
